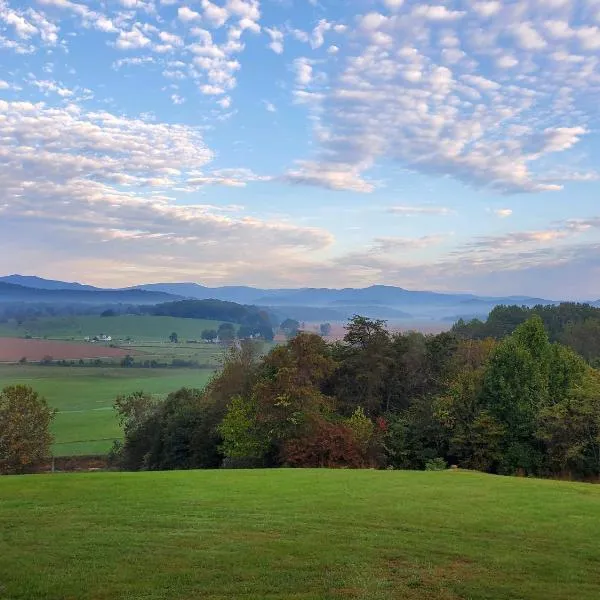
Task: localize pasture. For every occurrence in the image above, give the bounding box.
[1,469,599,599]
[0,365,215,456]
[0,314,227,342]
[0,337,134,362]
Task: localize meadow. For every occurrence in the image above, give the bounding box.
[0,364,215,456]
[0,314,226,342]
[1,469,599,599]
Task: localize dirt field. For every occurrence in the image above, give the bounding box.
[0,338,134,362]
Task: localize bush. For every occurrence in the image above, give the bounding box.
[425,457,448,471]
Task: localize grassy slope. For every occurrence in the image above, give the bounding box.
[0,365,214,456]
[0,315,227,342]
[1,470,599,599]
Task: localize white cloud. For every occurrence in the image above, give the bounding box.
[412,5,465,21]
[283,2,595,194]
[178,6,201,22]
[115,28,151,50]
[265,27,284,54]
[171,93,185,104]
[284,161,374,193]
[264,101,276,112]
[294,57,313,86]
[493,209,513,218]
[217,96,232,109]
[0,99,332,286]
[388,206,455,216]
[311,19,331,49]
[383,0,404,10]
[201,0,229,28]
[511,22,547,50]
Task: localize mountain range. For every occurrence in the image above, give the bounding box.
[0,274,579,323]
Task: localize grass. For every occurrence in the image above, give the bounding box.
[0,469,599,599]
[0,365,215,456]
[0,315,228,342]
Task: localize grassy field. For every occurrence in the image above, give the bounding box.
[0,470,599,599]
[0,365,215,456]
[0,315,228,342]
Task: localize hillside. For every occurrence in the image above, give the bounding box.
[1,470,599,600]
[0,275,101,291]
[0,281,179,305]
[149,299,275,339]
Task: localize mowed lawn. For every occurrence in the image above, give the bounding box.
[1,470,599,600]
[0,365,215,456]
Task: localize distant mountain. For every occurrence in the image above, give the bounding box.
[0,274,101,291]
[136,283,290,305]
[0,282,180,305]
[0,274,565,323]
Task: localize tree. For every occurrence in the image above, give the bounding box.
[218,395,270,465]
[481,316,552,474]
[238,325,255,339]
[280,318,300,339]
[281,416,367,468]
[201,329,218,342]
[120,354,134,368]
[114,388,225,471]
[218,322,236,342]
[169,331,178,344]
[320,323,332,337]
[0,385,55,474]
[537,369,600,478]
[330,316,393,415]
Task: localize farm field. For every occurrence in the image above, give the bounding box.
[0,337,135,362]
[0,365,215,456]
[0,314,228,342]
[1,470,599,600]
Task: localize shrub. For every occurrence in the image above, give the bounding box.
[425,457,448,471]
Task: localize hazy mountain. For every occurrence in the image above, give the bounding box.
[135,282,297,305]
[0,275,562,322]
[0,274,101,291]
[0,282,180,305]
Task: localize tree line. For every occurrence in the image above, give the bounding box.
[3,313,599,479]
[109,315,600,479]
[452,303,600,365]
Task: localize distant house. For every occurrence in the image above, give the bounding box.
[85,334,112,343]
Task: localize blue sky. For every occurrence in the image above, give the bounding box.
[2,0,600,298]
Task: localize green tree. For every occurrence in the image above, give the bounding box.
[218,322,236,342]
[115,388,225,471]
[0,385,55,474]
[320,323,332,336]
[201,329,217,342]
[481,316,551,474]
[120,354,134,368]
[345,406,374,453]
[218,395,270,465]
[537,371,600,478]
[169,332,178,343]
[280,318,300,339]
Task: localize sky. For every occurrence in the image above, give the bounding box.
[1,0,600,298]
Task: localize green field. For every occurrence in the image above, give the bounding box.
[0,314,229,342]
[0,365,215,456]
[1,470,599,599]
